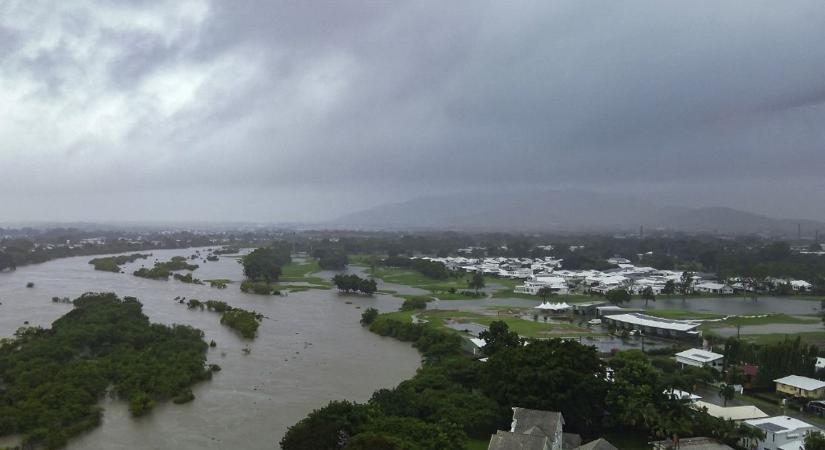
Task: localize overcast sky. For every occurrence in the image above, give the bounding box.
[2,1,825,223]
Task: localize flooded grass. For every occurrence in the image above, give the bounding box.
[644,309,724,320]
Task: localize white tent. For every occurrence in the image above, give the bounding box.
[534,302,571,311]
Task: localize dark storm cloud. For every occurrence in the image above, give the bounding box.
[1,0,825,222]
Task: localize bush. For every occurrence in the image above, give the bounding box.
[220,310,262,339]
[401,296,429,311]
[241,280,277,295]
[361,308,379,326]
[129,392,155,417]
[172,389,194,404]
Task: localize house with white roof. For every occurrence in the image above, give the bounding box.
[790,280,812,292]
[694,281,734,295]
[675,348,724,370]
[742,416,821,450]
[603,313,701,339]
[693,401,768,422]
[775,375,825,399]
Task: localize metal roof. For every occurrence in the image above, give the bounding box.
[774,375,825,392]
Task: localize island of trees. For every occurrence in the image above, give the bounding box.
[0,293,214,449]
[88,253,151,272]
[133,256,199,280]
[239,245,292,294]
[184,299,263,339]
[332,274,377,295]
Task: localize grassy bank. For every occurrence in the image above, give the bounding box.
[699,314,820,333]
[644,310,724,320]
[274,259,333,291]
[377,309,599,339]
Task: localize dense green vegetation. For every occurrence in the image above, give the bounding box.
[380,256,450,279]
[133,265,171,280]
[721,336,818,389]
[284,316,764,449]
[207,279,230,289]
[242,245,291,282]
[312,242,349,270]
[360,307,379,326]
[174,272,203,284]
[0,293,212,448]
[88,253,151,272]
[605,288,631,304]
[332,274,378,295]
[133,256,199,280]
[240,280,282,295]
[400,296,430,311]
[184,298,262,339]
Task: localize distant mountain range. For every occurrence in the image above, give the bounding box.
[332,190,825,236]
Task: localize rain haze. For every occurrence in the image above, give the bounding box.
[2,0,825,224]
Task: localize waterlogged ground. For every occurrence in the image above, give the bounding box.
[0,249,420,450]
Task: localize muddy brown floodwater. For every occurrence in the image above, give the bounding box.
[0,248,421,450]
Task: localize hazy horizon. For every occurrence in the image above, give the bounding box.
[3,1,825,223]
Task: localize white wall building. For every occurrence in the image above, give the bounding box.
[742,416,821,450]
[674,348,724,369]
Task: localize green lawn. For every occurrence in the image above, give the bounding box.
[737,331,825,345]
[380,309,599,339]
[701,314,819,330]
[275,259,333,290]
[366,266,495,300]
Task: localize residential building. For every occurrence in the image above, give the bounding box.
[743,416,820,450]
[487,407,564,450]
[694,281,734,295]
[487,407,616,450]
[692,401,768,422]
[774,375,825,399]
[675,348,724,370]
[603,313,701,339]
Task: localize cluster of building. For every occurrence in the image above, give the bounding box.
[417,255,817,297]
[664,349,825,450]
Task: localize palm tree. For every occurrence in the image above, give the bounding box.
[719,383,735,406]
[537,286,554,303]
[641,286,656,308]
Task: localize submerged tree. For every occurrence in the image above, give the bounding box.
[606,288,631,305]
[467,272,485,295]
[680,271,694,301]
[641,286,656,307]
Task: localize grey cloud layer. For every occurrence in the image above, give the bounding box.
[1,0,824,221]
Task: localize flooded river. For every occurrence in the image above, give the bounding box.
[0,248,421,449]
